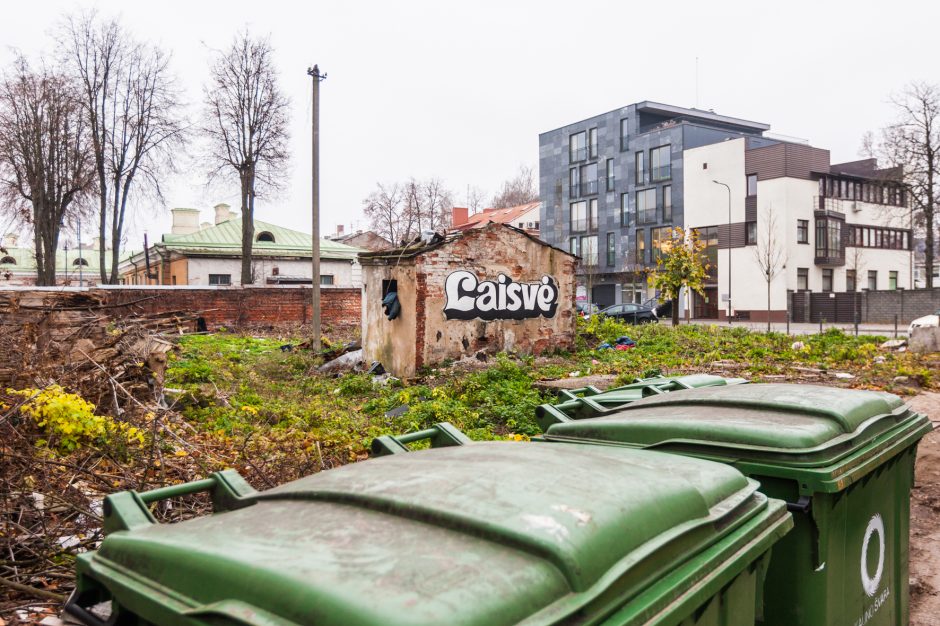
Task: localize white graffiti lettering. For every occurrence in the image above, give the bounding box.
[443,271,559,321]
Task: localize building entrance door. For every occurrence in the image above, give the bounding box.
[694,287,718,319]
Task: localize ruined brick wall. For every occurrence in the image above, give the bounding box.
[1,286,361,332]
[416,226,577,372]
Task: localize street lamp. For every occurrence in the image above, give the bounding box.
[713,180,732,324]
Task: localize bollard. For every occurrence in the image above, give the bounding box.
[895,314,899,338]
[819,317,824,334]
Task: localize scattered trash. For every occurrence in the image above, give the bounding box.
[279,344,294,352]
[384,405,409,419]
[880,339,907,350]
[831,372,855,380]
[791,341,806,350]
[318,349,363,373]
[591,359,600,365]
[894,376,910,384]
[372,373,400,387]
[367,361,386,375]
[569,371,581,377]
[873,356,887,364]
[597,343,612,350]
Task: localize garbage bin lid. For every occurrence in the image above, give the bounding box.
[80,442,781,626]
[543,383,923,470]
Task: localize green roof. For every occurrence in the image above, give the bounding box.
[161,218,361,260]
[1,246,104,273]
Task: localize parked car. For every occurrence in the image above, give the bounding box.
[909,308,940,335]
[576,302,600,319]
[599,302,658,324]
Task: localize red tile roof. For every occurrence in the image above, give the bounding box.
[452,201,540,231]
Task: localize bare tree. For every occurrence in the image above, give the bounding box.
[466,185,486,215]
[0,57,94,285]
[491,164,538,208]
[871,82,940,288]
[752,205,786,332]
[203,32,289,285]
[61,12,186,284]
[420,177,452,231]
[363,182,404,245]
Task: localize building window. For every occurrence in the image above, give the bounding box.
[846,269,856,292]
[650,145,671,181]
[256,231,275,243]
[746,174,758,197]
[73,257,89,266]
[588,127,598,159]
[797,219,808,244]
[321,274,334,286]
[746,221,757,245]
[848,225,911,250]
[635,229,645,264]
[889,271,898,290]
[606,233,616,266]
[651,226,670,262]
[580,162,598,195]
[581,235,598,266]
[868,270,877,291]
[569,131,586,162]
[569,167,580,198]
[589,198,598,230]
[209,274,231,286]
[815,216,843,260]
[797,268,808,291]
[637,188,656,223]
[620,193,630,227]
[662,185,672,222]
[570,201,587,232]
[570,237,580,257]
[0,256,15,265]
[822,268,833,292]
[635,151,646,185]
[620,118,628,151]
[606,159,615,191]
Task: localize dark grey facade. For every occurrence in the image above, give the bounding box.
[538,101,769,307]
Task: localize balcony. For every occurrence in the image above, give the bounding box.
[606,176,616,191]
[571,218,588,233]
[580,179,599,196]
[638,209,656,224]
[569,184,581,199]
[570,147,587,163]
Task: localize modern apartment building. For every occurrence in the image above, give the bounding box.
[539,101,912,319]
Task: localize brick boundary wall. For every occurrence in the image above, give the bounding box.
[3,286,361,331]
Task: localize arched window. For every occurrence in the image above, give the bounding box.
[256,231,275,243]
[73,257,89,266]
[0,256,15,265]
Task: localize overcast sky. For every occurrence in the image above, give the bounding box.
[1,0,937,249]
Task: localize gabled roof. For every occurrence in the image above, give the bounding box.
[453,201,540,231]
[160,218,361,260]
[0,246,104,273]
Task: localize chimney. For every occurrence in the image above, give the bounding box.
[214,203,234,225]
[171,208,201,235]
[2,233,18,248]
[452,207,469,227]
[200,221,212,231]
[337,224,345,236]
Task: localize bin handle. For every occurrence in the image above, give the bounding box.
[785,495,812,514]
[102,470,257,535]
[370,422,471,457]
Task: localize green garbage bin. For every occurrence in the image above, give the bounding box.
[539,383,933,626]
[535,374,748,431]
[67,437,792,626]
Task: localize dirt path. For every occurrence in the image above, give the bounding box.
[909,392,940,626]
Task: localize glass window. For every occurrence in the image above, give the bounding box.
[635,229,645,264]
[588,128,598,159]
[635,151,646,185]
[746,221,757,245]
[662,185,672,222]
[570,236,580,257]
[651,227,671,262]
[815,217,843,259]
[797,268,808,291]
[607,233,616,266]
[846,270,856,292]
[747,174,757,196]
[569,168,580,198]
[570,201,587,232]
[650,145,671,181]
[320,275,334,285]
[580,162,598,195]
[620,193,630,227]
[822,269,833,292]
[620,118,629,151]
[589,198,598,230]
[582,235,598,266]
[889,271,898,290]
[797,219,808,244]
[868,270,877,291]
[209,274,231,286]
[606,159,615,191]
[569,131,586,162]
[637,188,656,223]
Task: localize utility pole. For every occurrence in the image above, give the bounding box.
[308,64,327,344]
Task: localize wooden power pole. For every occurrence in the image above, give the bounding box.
[307,65,326,344]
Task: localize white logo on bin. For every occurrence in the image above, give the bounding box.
[861,514,885,597]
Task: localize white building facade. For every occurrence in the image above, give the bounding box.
[683,137,912,322]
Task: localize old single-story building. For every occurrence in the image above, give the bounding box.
[0,233,102,287]
[119,204,363,287]
[358,223,576,378]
